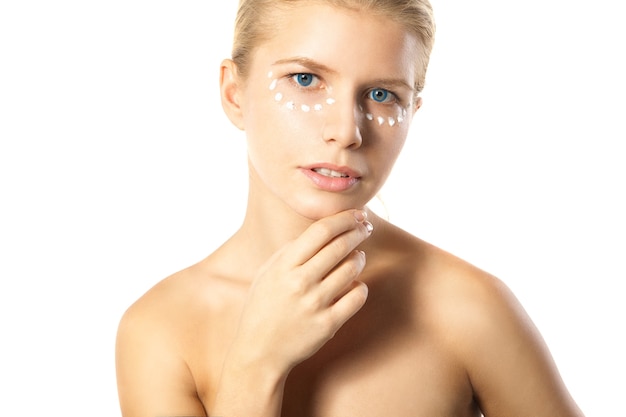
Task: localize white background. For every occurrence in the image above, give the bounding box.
[1,1,624,415]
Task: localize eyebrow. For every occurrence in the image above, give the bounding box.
[271,56,414,92]
[271,56,338,75]
[368,77,414,93]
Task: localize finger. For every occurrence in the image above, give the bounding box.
[303,221,371,279]
[329,280,368,328]
[285,209,369,265]
[318,250,366,305]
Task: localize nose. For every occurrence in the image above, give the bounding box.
[321,95,363,149]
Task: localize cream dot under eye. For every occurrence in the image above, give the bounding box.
[267,81,406,128]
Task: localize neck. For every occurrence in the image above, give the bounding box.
[215,174,319,281]
[239,198,316,262]
[212,162,384,282]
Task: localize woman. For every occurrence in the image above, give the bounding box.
[116,1,584,416]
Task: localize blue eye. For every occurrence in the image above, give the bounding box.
[369,88,393,103]
[293,73,316,87]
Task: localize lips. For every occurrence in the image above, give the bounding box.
[303,163,361,178]
[312,167,350,178]
[300,163,361,192]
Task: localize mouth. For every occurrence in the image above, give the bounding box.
[300,164,361,192]
[311,167,351,178]
[304,163,362,179]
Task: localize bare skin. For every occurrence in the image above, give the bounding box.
[116,4,584,417]
[116,210,582,417]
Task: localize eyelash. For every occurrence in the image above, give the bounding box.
[367,88,398,105]
[288,73,322,90]
[287,72,401,105]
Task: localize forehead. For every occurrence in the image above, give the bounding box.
[252,3,421,84]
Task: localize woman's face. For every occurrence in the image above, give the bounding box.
[235,3,423,220]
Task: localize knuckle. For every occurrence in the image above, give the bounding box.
[341,251,366,277]
[312,221,335,241]
[353,282,369,306]
[304,291,324,312]
[344,259,362,278]
[317,313,337,337]
[328,237,350,255]
[287,271,309,296]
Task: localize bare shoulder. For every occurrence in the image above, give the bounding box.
[115,264,204,416]
[413,236,526,337]
[115,260,244,417]
[117,262,215,354]
[375,219,509,304]
[375,222,521,339]
[383,222,584,417]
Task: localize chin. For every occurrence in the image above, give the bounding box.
[294,195,369,221]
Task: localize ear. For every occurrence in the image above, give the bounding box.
[413,96,423,114]
[220,59,245,130]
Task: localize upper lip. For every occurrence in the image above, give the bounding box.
[301,163,362,178]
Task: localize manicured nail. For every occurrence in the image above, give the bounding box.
[364,221,374,234]
[354,209,367,223]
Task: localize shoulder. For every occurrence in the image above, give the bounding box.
[416,238,523,337]
[382,223,545,361]
[117,264,201,339]
[373,220,530,337]
[373,217,505,302]
[369,218,518,338]
[385,225,583,416]
[115,261,227,416]
[116,259,241,356]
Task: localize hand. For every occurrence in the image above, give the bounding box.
[227,209,373,376]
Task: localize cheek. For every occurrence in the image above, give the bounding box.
[244,72,416,149]
[365,127,409,176]
[267,73,413,134]
[244,83,325,145]
[244,104,318,173]
[246,105,323,154]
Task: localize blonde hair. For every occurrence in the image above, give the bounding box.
[232,0,436,93]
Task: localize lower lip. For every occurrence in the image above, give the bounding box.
[300,168,360,192]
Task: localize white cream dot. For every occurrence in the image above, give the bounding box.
[388,117,396,127]
[286,101,295,110]
[267,71,273,78]
[366,113,374,121]
[377,116,385,125]
[301,104,310,112]
[314,104,323,111]
[326,98,336,105]
[269,79,277,90]
[274,92,283,102]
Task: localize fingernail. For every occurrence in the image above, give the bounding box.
[364,221,374,234]
[354,209,367,223]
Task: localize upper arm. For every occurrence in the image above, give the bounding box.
[115,304,207,417]
[451,273,584,417]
